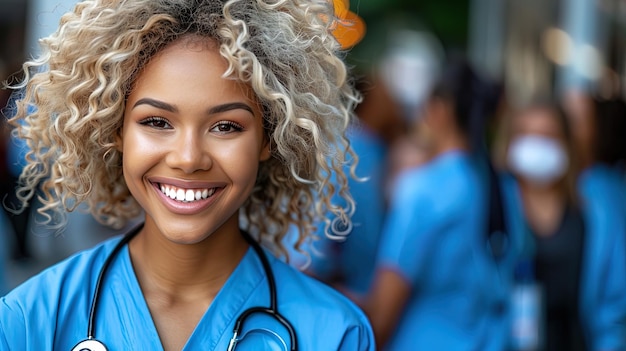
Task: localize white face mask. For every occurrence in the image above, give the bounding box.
[507,135,569,186]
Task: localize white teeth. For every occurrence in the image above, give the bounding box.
[175,189,185,201]
[185,189,194,202]
[159,183,217,203]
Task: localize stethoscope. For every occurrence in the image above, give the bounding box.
[71,224,298,351]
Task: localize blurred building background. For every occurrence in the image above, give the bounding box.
[345,0,626,102]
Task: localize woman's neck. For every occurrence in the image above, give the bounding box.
[128,215,249,303]
[519,181,567,237]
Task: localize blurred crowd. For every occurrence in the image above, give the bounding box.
[2,1,626,351]
[285,26,626,350]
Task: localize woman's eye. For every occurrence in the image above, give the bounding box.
[211,122,243,133]
[140,117,172,129]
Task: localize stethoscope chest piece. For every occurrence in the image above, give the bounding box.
[71,339,108,351]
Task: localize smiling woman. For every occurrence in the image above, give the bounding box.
[0,1,373,350]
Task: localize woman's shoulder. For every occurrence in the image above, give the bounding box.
[0,235,125,349]
[268,257,375,349]
[271,256,372,321]
[271,257,368,318]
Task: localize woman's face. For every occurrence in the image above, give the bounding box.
[507,107,569,186]
[118,36,270,244]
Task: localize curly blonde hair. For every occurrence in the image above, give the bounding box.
[7,0,359,259]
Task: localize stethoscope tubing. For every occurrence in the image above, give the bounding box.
[87,228,138,339]
[237,231,298,350]
[72,224,298,351]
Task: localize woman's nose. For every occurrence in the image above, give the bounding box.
[165,132,212,173]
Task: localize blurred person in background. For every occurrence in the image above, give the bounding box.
[2,93,32,262]
[0,207,10,295]
[499,99,626,351]
[363,57,508,350]
[562,90,626,217]
[1,65,29,264]
[289,28,438,300]
[346,16,446,189]
[380,29,443,195]
[0,90,11,295]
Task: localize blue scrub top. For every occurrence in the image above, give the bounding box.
[377,151,509,351]
[0,233,375,350]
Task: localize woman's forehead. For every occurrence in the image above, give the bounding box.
[127,36,261,115]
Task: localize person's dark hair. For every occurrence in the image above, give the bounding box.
[430,56,502,152]
[594,97,626,167]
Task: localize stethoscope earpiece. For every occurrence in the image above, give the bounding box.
[71,338,109,351]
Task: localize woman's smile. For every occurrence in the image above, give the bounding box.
[148,178,225,216]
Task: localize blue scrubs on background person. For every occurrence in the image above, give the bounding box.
[376,151,510,351]
[579,164,626,219]
[299,122,387,297]
[501,174,626,351]
[363,56,505,350]
[577,165,626,350]
[0,210,11,296]
[0,229,375,350]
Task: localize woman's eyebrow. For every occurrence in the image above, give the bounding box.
[132,99,254,116]
[133,98,178,112]
[208,102,254,116]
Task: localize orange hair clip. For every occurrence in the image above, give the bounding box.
[327,0,366,50]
